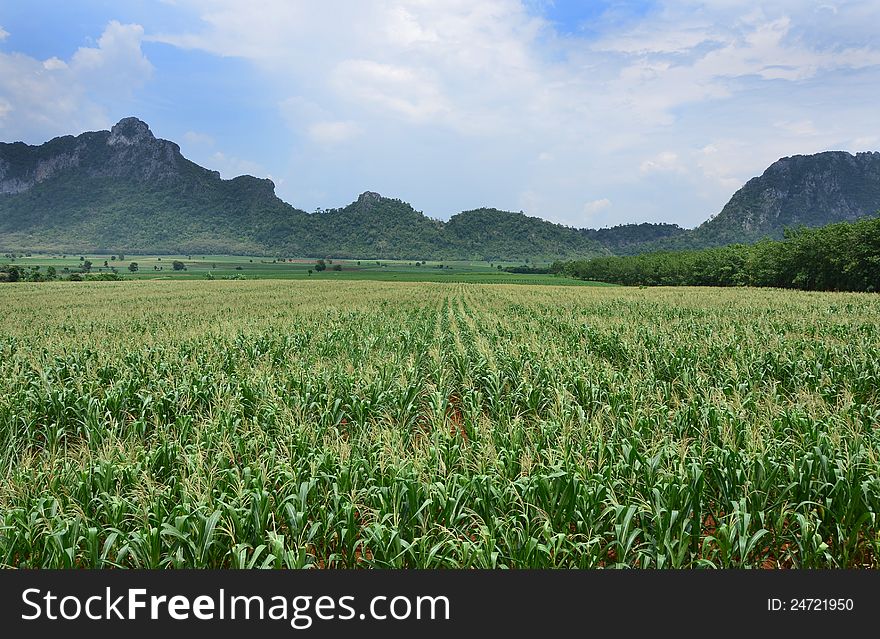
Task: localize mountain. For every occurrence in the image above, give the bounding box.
[582,222,688,255]
[0,118,309,255]
[633,151,880,253]
[0,118,613,260]
[697,151,880,243]
[2,119,878,259]
[306,198,608,261]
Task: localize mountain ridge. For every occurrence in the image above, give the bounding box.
[1,118,878,259]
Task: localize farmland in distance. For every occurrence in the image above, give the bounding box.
[1,280,878,568]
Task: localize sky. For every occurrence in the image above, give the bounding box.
[1,1,878,229]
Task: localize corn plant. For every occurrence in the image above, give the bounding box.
[0,280,877,568]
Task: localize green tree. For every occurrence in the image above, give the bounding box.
[128,262,139,272]
[172,260,186,271]
[1,265,21,282]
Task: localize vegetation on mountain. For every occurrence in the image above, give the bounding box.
[582,222,687,254]
[699,151,880,242]
[439,208,604,261]
[0,119,609,260]
[2,120,880,260]
[629,151,880,253]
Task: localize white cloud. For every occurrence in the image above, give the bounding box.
[851,135,879,149]
[0,21,152,141]
[152,0,550,138]
[331,59,451,124]
[280,96,326,125]
[307,120,360,145]
[774,119,817,137]
[5,2,880,229]
[178,135,269,181]
[696,142,751,192]
[582,198,611,223]
[593,21,723,55]
[583,198,611,213]
[279,95,361,146]
[42,57,68,70]
[0,26,9,41]
[640,152,686,174]
[210,151,266,179]
[148,1,880,227]
[183,130,214,145]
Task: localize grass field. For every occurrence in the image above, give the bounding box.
[7,253,607,286]
[1,280,878,568]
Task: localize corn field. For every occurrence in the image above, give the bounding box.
[1,280,879,568]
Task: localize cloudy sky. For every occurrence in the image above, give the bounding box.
[1,1,878,228]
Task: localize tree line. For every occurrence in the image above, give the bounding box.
[0,264,125,282]
[551,216,880,292]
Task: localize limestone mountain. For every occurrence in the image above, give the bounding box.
[0,117,305,255]
[698,151,880,243]
[638,151,880,252]
[1,119,877,259]
[0,118,612,259]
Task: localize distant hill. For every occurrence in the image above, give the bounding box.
[302,196,611,261]
[1,119,878,259]
[582,222,688,255]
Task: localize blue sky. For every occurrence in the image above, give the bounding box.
[1,1,878,228]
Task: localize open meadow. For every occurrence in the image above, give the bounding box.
[1,280,878,568]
